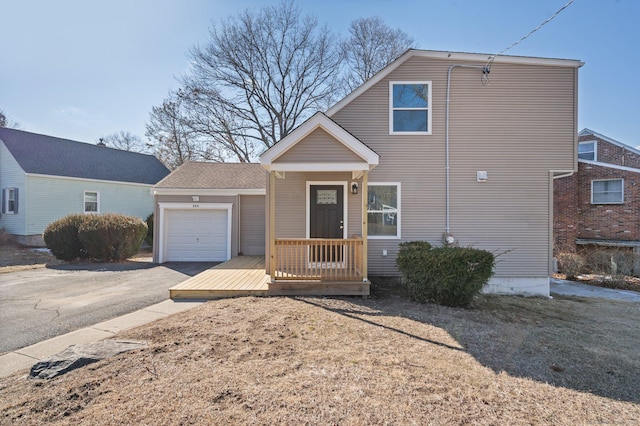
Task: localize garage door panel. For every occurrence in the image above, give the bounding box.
[165,209,229,262]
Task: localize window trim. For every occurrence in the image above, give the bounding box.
[591,178,623,204]
[367,182,401,239]
[578,140,597,161]
[3,187,18,214]
[389,81,432,135]
[84,191,100,213]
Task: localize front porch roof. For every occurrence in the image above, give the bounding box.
[260,112,379,172]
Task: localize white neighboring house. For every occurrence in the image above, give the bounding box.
[0,128,169,246]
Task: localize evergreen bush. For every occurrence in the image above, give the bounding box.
[78,214,147,261]
[43,214,89,261]
[396,242,495,307]
[144,213,154,246]
[44,213,147,262]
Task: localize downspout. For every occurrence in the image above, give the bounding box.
[445,64,487,242]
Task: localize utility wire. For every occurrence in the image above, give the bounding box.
[483,0,576,80]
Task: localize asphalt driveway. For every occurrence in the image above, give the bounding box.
[0,262,216,354]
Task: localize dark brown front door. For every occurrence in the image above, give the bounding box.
[310,185,344,262]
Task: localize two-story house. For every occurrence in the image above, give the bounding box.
[154,49,582,297]
[554,128,640,257]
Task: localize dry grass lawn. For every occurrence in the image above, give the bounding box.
[1,284,639,425]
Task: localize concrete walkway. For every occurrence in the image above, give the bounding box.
[550,277,640,302]
[0,299,204,378]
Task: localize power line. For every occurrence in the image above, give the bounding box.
[484,0,576,74]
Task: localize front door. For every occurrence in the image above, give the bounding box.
[310,185,344,262]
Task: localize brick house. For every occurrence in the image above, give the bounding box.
[554,128,640,257]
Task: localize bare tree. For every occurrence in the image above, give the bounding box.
[0,109,21,128]
[145,93,208,169]
[182,0,344,153]
[100,131,147,152]
[342,17,416,92]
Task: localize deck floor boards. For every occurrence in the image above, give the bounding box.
[169,255,369,299]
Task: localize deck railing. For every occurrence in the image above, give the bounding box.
[273,237,363,281]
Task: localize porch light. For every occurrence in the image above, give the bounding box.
[351,182,358,195]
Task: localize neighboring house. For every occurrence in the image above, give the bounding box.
[154,49,582,297]
[554,128,640,256]
[0,128,169,246]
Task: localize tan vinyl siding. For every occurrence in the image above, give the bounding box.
[153,195,239,262]
[275,128,365,163]
[273,172,362,239]
[240,195,265,255]
[332,56,578,277]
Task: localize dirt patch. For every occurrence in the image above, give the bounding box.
[1,287,638,425]
[0,244,152,274]
[0,243,63,273]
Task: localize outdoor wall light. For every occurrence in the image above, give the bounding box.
[351,182,358,194]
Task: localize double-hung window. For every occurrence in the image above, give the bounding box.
[390,81,432,134]
[84,191,99,213]
[591,179,623,204]
[367,183,400,238]
[2,188,18,214]
[578,141,596,161]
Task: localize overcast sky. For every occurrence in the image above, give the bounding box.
[1,0,638,148]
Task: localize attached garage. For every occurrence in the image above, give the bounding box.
[152,162,267,264]
[164,207,231,262]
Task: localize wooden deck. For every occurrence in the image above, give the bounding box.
[169,256,270,300]
[169,255,370,300]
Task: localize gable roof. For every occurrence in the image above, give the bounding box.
[0,128,169,185]
[154,161,266,190]
[260,112,379,171]
[327,48,583,117]
[579,128,640,156]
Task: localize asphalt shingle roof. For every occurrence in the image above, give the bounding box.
[0,128,169,185]
[154,161,266,189]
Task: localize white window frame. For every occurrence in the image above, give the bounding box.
[3,187,18,214]
[591,178,623,204]
[578,140,597,161]
[389,81,432,135]
[84,191,100,213]
[367,182,401,239]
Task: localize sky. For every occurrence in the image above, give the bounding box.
[1,0,638,149]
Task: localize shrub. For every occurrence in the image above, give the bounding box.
[144,213,154,246]
[585,248,639,277]
[556,252,586,280]
[396,242,495,307]
[78,214,147,261]
[44,213,147,262]
[43,214,90,261]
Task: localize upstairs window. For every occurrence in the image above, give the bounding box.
[578,141,596,161]
[84,191,99,213]
[592,179,623,204]
[390,82,431,134]
[2,188,18,214]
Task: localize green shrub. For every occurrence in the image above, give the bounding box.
[556,252,586,280]
[144,213,154,246]
[78,214,147,261]
[396,242,495,307]
[44,213,147,262]
[43,214,90,261]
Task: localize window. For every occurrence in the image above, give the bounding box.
[84,191,99,213]
[2,188,18,214]
[578,141,596,161]
[367,183,400,238]
[390,82,431,134]
[592,179,623,204]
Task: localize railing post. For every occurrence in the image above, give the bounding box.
[362,171,368,282]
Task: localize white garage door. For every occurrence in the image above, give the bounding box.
[165,209,229,261]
